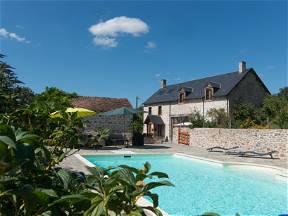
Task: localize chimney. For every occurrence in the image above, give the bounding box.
[239,61,246,73]
[160,79,167,88]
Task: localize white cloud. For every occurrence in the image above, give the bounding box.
[146,41,156,49]
[93,37,117,48]
[155,73,161,78]
[89,16,149,48]
[0,27,29,43]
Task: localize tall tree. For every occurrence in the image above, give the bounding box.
[0,54,33,113]
[32,87,77,112]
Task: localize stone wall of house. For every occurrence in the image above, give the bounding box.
[143,97,228,141]
[228,71,270,111]
[82,114,133,136]
[172,127,288,160]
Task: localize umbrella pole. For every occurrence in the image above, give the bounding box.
[123,114,126,147]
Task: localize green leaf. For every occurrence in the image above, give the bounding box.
[0,136,16,149]
[112,168,136,186]
[201,213,221,216]
[145,191,159,208]
[143,162,151,173]
[142,206,163,216]
[90,201,105,216]
[118,164,139,173]
[0,124,15,140]
[144,180,174,191]
[49,194,91,206]
[40,211,52,216]
[16,131,39,144]
[149,172,169,179]
[35,146,51,163]
[35,188,58,198]
[83,195,104,216]
[56,169,71,191]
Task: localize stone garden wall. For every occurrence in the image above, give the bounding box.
[173,127,288,160]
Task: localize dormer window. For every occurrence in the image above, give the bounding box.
[179,92,185,103]
[205,87,213,100]
[178,87,192,103]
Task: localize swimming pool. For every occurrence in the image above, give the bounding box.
[82,154,288,216]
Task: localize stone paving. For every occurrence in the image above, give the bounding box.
[60,143,288,174]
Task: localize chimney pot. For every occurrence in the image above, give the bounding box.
[160,79,167,88]
[239,61,247,73]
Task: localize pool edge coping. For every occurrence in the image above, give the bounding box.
[175,153,288,179]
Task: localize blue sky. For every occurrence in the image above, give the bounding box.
[1,1,287,106]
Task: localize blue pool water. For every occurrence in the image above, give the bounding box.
[83,154,288,216]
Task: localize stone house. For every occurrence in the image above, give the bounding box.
[143,61,270,142]
[71,96,133,134]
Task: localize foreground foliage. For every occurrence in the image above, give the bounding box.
[0,123,173,215]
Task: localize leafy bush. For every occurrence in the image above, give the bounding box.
[85,127,111,148]
[0,123,173,215]
[272,104,288,129]
[131,107,144,134]
[32,87,77,112]
[188,109,205,128]
[233,87,288,129]
[206,108,229,128]
[239,117,267,129]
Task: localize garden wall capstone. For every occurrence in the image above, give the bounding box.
[173,127,288,160]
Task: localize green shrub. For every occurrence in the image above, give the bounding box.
[0,123,173,215]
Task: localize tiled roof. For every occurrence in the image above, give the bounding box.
[144,69,259,105]
[71,96,132,112]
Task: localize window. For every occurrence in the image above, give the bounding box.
[148,107,152,115]
[158,106,162,115]
[179,92,185,103]
[205,88,213,100]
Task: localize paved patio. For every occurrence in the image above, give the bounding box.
[60,143,287,174]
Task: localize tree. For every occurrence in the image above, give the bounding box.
[262,95,283,119]
[0,54,33,113]
[206,108,229,128]
[32,87,77,112]
[188,109,205,128]
[131,106,144,133]
[273,104,288,129]
[278,87,288,101]
[232,103,258,128]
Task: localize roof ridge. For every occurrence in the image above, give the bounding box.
[77,96,129,100]
[165,68,251,88]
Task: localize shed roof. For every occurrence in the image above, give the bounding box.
[72,96,132,112]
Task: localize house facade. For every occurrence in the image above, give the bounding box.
[143,61,270,142]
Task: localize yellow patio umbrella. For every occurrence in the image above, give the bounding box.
[50,107,96,118]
